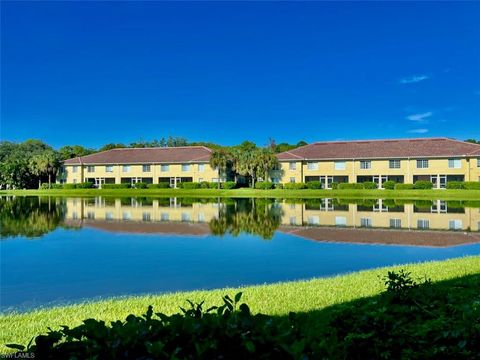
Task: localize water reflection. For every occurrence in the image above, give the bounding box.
[1,196,480,246]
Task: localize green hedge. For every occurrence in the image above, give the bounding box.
[446,181,480,190]
[180,182,201,189]
[414,181,434,189]
[255,182,274,190]
[465,181,480,190]
[331,182,339,190]
[147,183,170,189]
[102,184,130,189]
[382,180,396,190]
[133,182,148,189]
[337,183,364,189]
[222,181,236,189]
[40,183,63,189]
[395,183,415,190]
[284,183,308,190]
[362,181,377,189]
[306,181,322,189]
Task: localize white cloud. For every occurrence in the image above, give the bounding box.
[399,75,429,84]
[406,112,432,122]
[408,129,429,134]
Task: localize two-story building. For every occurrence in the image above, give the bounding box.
[271,138,480,188]
[61,146,220,187]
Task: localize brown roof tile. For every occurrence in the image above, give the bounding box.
[277,138,480,161]
[64,146,213,165]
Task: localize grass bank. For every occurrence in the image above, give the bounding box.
[1,256,478,354]
[2,188,480,200]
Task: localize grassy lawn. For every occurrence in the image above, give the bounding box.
[1,188,480,200]
[1,256,478,354]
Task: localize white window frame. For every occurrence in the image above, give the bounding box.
[360,217,372,227]
[289,177,296,183]
[161,164,169,172]
[448,159,461,169]
[390,218,401,228]
[87,165,95,173]
[289,162,296,170]
[72,165,78,173]
[122,165,131,173]
[307,161,318,171]
[334,161,346,170]
[181,164,191,172]
[335,216,347,227]
[416,159,429,169]
[142,212,151,222]
[105,165,113,173]
[142,164,151,172]
[417,219,430,229]
[198,164,205,172]
[389,159,401,169]
[449,219,463,230]
[478,158,480,167]
[360,161,371,170]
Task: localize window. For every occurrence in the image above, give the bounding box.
[448,159,461,169]
[142,212,151,222]
[198,178,203,182]
[478,158,480,167]
[198,164,205,172]
[289,217,297,225]
[87,211,95,220]
[335,216,347,227]
[360,217,372,227]
[307,216,320,225]
[72,165,78,173]
[449,220,463,230]
[289,162,296,170]
[417,219,430,229]
[335,161,346,170]
[105,165,113,172]
[416,159,429,169]
[181,212,191,222]
[160,213,169,221]
[182,164,190,172]
[73,179,77,184]
[390,218,401,228]
[307,162,318,170]
[198,212,205,222]
[105,212,114,221]
[142,164,151,172]
[360,161,371,169]
[389,160,401,169]
[122,165,131,173]
[87,165,95,173]
[161,164,169,172]
[290,177,296,183]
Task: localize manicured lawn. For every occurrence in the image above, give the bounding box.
[1,188,480,199]
[1,256,478,354]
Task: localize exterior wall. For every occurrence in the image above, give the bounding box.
[276,157,480,186]
[64,162,218,186]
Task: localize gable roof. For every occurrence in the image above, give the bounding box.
[276,138,480,161]
[63,146,213,165]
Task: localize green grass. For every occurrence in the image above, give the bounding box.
[1,256,478,354]
[2,188,480,200]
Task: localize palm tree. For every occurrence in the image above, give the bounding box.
[29,151,60,189]
[258,148,278,182]
[209,149,230,189]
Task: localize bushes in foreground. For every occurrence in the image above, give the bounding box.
[7,271,479,359]
[102,184,130,189]
[254,181,274,190]
[447,181,480,190]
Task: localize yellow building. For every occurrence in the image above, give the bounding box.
[271,138,480,188]
[60,146,221,187]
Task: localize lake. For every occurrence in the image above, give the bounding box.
[1,196,479,311]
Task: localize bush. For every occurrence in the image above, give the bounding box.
[221,181,236,189]
[382,180,396,190]
[199,181,211,189]
[446,181,465,189]
[180,182,201,189]
[76,182,94,189]
[362,181,377,189]
[40,183,63,189]
[337,183,364,189]
[284,183,307,190]
[331,182,339,190]
[147,183,170,189]
[133,182,148,189]
[465,181,480,190]
[102,184,130,189]
[395,183,415,190]
[274,183,284,189]
[63,184,76,189]
[209,182,219,189]
[255,182,274,190]
[414,180,433,189]
[306,181,322,189]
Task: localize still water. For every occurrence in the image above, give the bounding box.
[1,196,479,311]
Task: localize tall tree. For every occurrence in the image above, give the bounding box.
[209,149,230,189]
[29,150,60,188]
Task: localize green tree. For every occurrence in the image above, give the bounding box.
[58,145,94,160]
[209,149,230,189]
[29,150,60,189]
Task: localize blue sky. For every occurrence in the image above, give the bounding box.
[1,1,479,149]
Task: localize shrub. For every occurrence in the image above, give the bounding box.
[306,181,322,189]
[362,181,377,189]
[133,182,148,189]
[446,181,465,189]
[147,183,170,189]
[209,182,219,189]
[382,180,396,190]
[180,182,201,189]
[395,183,415,190]
[40,183,63,189]
[464,181,480,190]
[284,183,307,190]
[77,182,94,189]
[199,181,210,189]
[274,183,284,189]
[63,184,76,189]
[337,183,364,190]
[331,182,339,190]
[221,181,236,189]
[102,184,130,189]
[255,182,274,190]
[414,180,433,189]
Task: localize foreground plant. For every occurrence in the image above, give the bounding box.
[7,271,480,359]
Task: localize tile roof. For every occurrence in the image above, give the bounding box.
[63,146,213,165]
[276,138,480,161]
